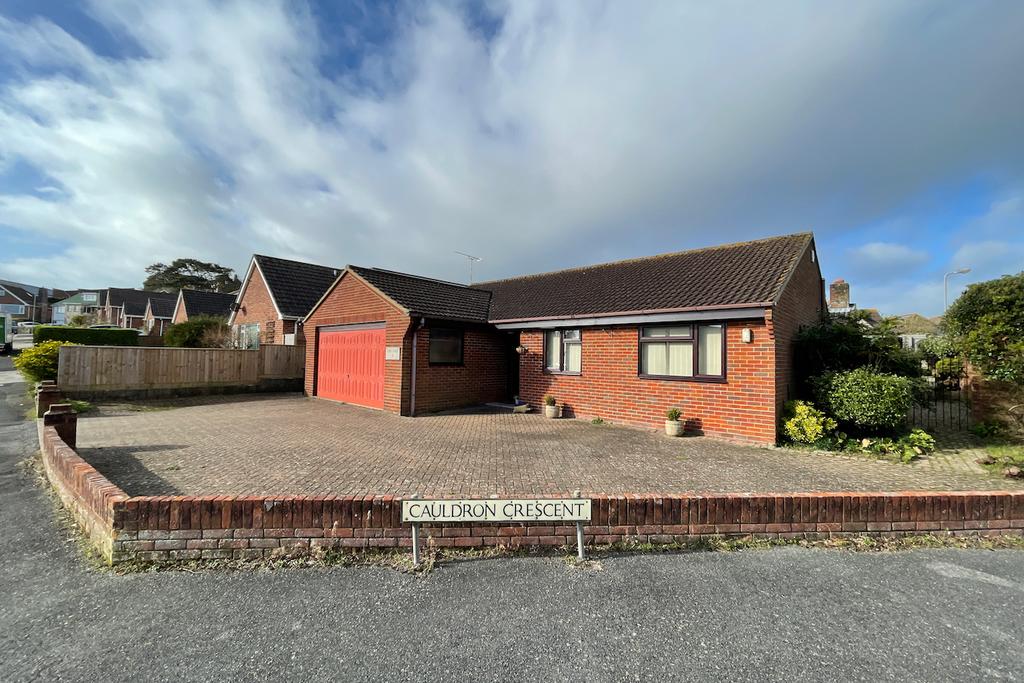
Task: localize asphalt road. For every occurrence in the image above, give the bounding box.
[1,355,1023,681]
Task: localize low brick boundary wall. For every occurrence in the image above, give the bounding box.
[35,415,1024,564]
[39,423,129,560]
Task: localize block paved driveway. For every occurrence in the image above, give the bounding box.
[76,394,1022,497]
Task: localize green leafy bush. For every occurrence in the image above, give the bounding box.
[815,368,914,432]
[164,316,231,348]
[543,394,556,406]
[782,400,837,444]
[33,325,138,346]
[666,407,682,421]
[916,335,957,362]
[944,272,1024,385]
[793,314,922,396]
[13,340,76,382]
[970,421,1005,439]
[903,428,936,453]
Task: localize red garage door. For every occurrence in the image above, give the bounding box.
[316,325,386,409]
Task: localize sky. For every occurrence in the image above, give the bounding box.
[0,0,1022,316]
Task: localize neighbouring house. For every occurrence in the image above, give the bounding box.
[142,297,176,336]
[171,289,236,325]
[302,233,825,444]
[229,255,340,347]
[0,280,64,323]
[51,291,102,325]
[895,313,941,350]
[99,288,177,329]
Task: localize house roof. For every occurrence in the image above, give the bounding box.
[147,297,177,319]
[180,289,236,319]
[253,255,340,318]
[480,233,814,322]
[349,266,494,323]
[110,289,177,317]
[0,282,32,304]
[53,292,101,307]
[897,313,941,335]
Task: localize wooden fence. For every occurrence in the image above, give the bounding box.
[58,345,305,395]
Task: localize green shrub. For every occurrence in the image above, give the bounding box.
[903,428,936,453]
[13,340,76,382]
[933,357,963,386]
[543,394,556,406]
[666,407,682,421]
[815,367,914,432]
[970,421,1005,439]
[33,325,139,346]
[164,316,231,348]
[916,335,957,362]
[782,400,837,444]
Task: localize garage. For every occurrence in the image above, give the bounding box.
[315,324,386,409]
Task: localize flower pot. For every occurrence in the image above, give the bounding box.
[544,404,559,419]
[664,419,683,436]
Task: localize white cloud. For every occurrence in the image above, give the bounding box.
[0,1,1023,290]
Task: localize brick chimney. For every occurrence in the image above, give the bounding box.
[829,278,850,309]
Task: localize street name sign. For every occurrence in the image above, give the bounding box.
[401,498,591,523]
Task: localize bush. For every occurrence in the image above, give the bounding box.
[933,356,963,388]
[944,272,1024,385]
[793,314,922,396]
[164,316,231,348]
[33,325,139,346]
[815,367,914,432]
[903,428,936,453]
[782,401,837,444]
[916,335,957,362]
[543,394,556,406]
[666,407,681,421]
[13,340,76,382]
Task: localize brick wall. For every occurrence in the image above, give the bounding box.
[172,300,188,324]
[303,272,413,414]
[412,324,509,414]
[233,266,286,345]
[34,415,1024,565]
[517,321,777,443]
[770,241,826,423]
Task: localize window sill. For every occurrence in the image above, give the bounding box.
[429,362,464,367]
[639,374,726,384]
[543,370,582,376]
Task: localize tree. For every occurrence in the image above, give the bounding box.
[945,272,1024,385]
[143,259,241,293]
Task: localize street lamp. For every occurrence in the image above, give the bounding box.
[944,267,971,312]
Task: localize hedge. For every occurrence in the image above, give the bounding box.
[815,367,914,432]
[33,325,139,346]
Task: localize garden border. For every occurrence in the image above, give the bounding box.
[37,408,1024,565]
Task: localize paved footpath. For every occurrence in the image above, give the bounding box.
[2,357,1024,681]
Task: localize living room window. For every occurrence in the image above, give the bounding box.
[544,329,581,374]
[429,328,464,365]
[639,323,725,380]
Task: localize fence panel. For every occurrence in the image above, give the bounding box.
[57,345,305,393]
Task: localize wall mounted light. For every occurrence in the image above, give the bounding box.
[741,328,753,343]
[515,345,527,355]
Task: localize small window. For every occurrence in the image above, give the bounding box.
[429,328,463,365]
[640,323,725,379]
[544,329,582,374]
[82,293,97,303]
[235,323,260,349]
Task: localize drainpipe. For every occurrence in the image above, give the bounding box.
[409,317,425,416]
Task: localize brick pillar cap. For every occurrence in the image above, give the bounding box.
[44,403,76,415]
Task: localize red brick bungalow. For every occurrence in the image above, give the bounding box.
[142,297,176,336]
[229,255,340,347]
[302,233,824,444]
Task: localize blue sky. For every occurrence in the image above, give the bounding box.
[1,1,1022,316]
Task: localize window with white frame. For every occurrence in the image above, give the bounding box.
[639,323,724,379]
[544,329,581,374]
[235,323,260,349]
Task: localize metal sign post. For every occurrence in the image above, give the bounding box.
[401,494,592,567]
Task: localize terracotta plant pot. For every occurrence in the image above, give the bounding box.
[664,419,683,436]
[544,404,559,419]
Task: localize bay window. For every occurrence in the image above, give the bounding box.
[640,323,725,380]
[544,329,581,374]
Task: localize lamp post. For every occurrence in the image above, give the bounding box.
[944,267,971,312]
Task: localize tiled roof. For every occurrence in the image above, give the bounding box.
[1,282,33,304]
[148,297,177,318]
[111,289,177,317]
[180,289,236,319]
[254,255,340,318]
[349,266,493,323]
[480,233,813,321]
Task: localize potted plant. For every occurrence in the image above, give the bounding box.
[543,395,559,418]
[665,407,683,436]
